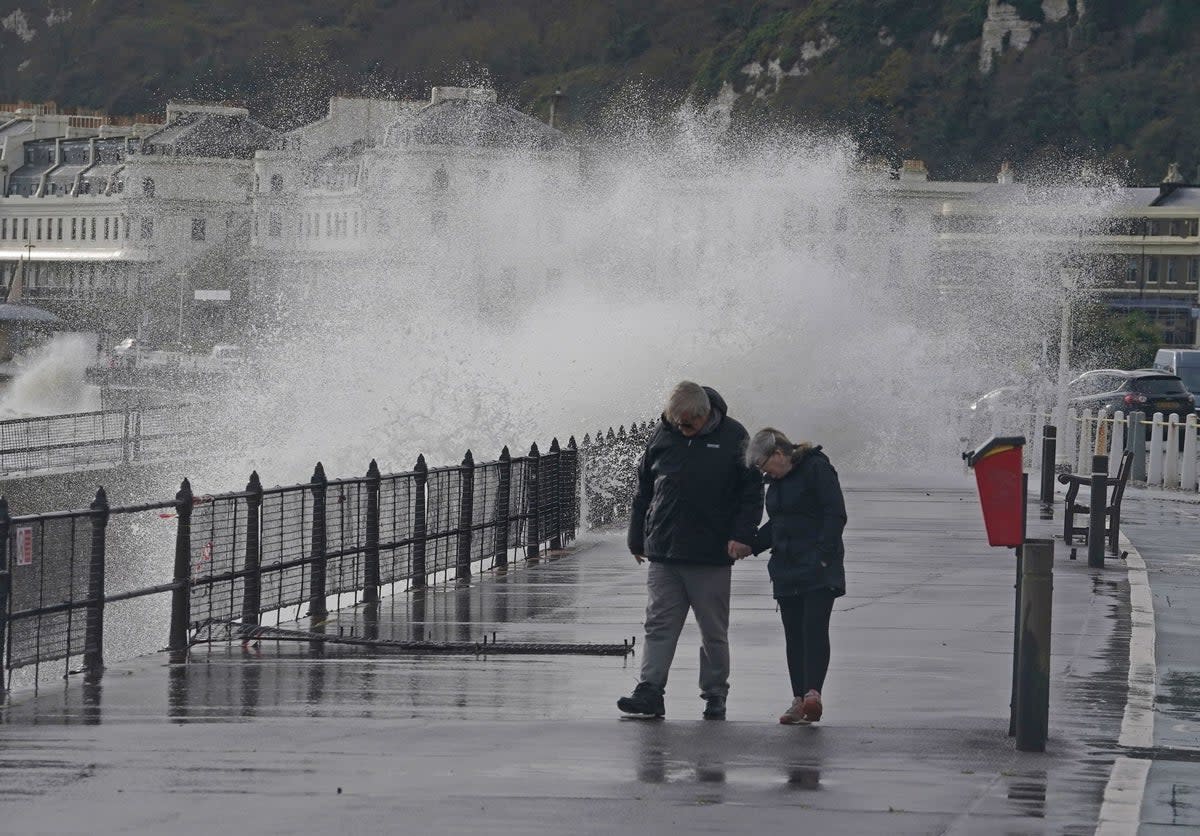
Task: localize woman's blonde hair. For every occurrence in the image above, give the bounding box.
[746,427,813,468]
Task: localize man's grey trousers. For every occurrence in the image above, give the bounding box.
[640,561,732,698]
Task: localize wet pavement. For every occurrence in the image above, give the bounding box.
[1119,492,1200,833]
[0,472,1150,834]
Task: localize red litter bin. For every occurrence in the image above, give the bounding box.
[964,436,1026,547]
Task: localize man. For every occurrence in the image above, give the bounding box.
[618,381,763,720]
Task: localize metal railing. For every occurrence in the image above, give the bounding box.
[0,438,579,686]
[0,403,197,478]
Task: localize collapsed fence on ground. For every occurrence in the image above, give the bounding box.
[0,438,582,687]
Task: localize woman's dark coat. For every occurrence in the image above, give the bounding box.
[752,446,847,599]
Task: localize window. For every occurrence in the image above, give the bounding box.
[71,218,77,240]
[0,218,6,239]
[1190,257,1200,285]
[142,178,155,197]
[269,212,281,237]
[325,213,332,237]
[22,218,28,240]
[1126,257,1140,285]
[123,217,129,239]
[104,218,110,240]
[56,218,62,240]
[191,219,206,242]
[270,174,283,194]
[1167,256,1179,284]
[1147,257,1160,284]
[35,218,42,240]
[89,218,96,240]
[141,218,154,240]
[254,174,260,193]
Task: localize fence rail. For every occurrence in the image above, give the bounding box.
[0,438,580,686]
[0,403,197,477]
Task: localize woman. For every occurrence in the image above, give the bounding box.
[746,428,847,725]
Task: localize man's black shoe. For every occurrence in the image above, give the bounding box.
[702,694,726,720]
[618,682,665,717]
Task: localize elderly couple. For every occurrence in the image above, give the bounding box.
[617,381,848,724]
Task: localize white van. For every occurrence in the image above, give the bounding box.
[1152,348,1200,398]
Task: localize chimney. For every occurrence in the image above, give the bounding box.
[900,159,928,182]
[1164,162,1185,184]
[997,160,1015,184]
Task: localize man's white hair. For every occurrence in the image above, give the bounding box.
[664,381,711,424]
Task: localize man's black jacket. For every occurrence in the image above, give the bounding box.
[627,387,763,566]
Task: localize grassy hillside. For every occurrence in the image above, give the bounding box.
[2,1,1198,182]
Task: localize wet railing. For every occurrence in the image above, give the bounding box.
[0,438,579,687]
[0,403,197,478]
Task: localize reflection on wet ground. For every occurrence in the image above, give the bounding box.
[0,473,1142,833]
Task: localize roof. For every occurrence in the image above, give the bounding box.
[385,95,567,152]
[140,111,280,159]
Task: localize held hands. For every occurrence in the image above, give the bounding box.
[727,540,752,560]
[633,554,646,564]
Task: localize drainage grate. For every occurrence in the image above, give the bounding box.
[191,619,637,657]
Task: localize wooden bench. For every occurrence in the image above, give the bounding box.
[1057,450,1133,555]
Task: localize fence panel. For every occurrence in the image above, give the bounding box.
[379,473,416,586]
[325,479,367,597]
[425,466,463,581]
[5,513,91,670]
[258,486,313,616]
[189,494,246,625]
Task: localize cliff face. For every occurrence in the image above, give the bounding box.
[0,1,1196,183]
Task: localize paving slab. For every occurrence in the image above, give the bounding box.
[0,472,1139,834]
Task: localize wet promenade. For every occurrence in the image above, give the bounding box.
[0,472,1153,834]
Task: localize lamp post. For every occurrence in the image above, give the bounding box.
[1055,267,1079,467]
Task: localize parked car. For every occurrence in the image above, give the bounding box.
[1152,348,1200,408]
[1068,369,1196,420]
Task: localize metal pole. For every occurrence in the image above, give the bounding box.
[308,463,328,622]
[241,471,263,625]
[1088,454,1108,568]
[455,451,474,582]
[549,438,563,551]
[1015,538,1054,752]
[1008,472,1028,738]
[363,460,381,604]
[526,442,541,561]
[411,454,428,589]
[566,436,579,543]
[83,487,109,675]
[168,479,194,663]
[493,447,511,568]
[1054,271,1074,467]
[1039,425,1057,504]
[0,497,8,678]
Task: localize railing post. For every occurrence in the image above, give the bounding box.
[168,479,194,663]
[493,447,512,568]
[549,438,563,551]
[456,450,474,582]
[526,442,541,561]
[1015,538,1053,752]
[1165,414,1181,489]
[1088,454,1108,568]
[1127,411,1147,482]
[1183,415,1198,492]
[0,497,10,678]
[566,436,579,543]
[1148,413,1165,486]
[411,454,428,589]
[1038,425,1056,504]
[83,487,110,675]
[121,407,132,466]
[363,459,381,604]
[241,471,263,626]
[308,462,328,622]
